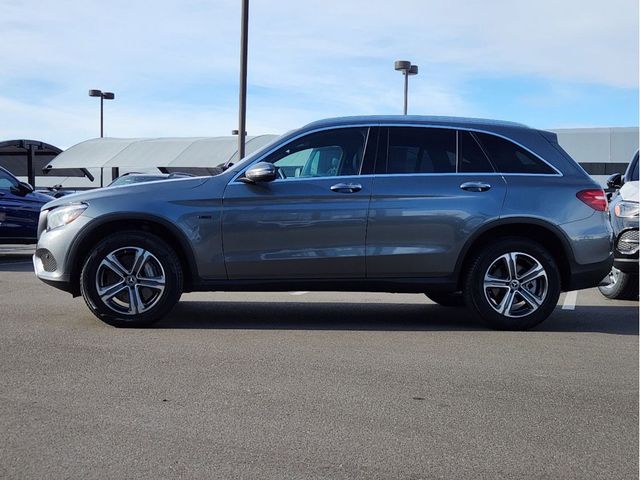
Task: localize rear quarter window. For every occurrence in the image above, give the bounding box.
[474,132,556,175]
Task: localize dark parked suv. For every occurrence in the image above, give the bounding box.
[0,166,52,244]
[34,116,613,329]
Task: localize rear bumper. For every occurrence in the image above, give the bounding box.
[565,255,614,291]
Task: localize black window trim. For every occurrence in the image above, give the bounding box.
[231,123,563,182]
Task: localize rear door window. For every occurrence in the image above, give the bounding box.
[459,131,495,173]
[474,132,556,174]
[386,127,456,174]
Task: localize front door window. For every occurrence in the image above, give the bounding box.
[264,128,368,179]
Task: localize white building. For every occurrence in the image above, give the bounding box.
[551,127,638,185]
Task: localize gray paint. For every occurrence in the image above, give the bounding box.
[34,115,612,295]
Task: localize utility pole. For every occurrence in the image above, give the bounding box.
[238,0,249,160]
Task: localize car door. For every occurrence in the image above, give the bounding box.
[366,127,507,277]
[0,169,40,242]
[222,127,375,279]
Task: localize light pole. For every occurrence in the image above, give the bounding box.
[237,0,249,160]
[394,60,418,115]
[88,89,115,137]
[89,89,116,180]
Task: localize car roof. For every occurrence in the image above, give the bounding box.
[301,115,530,131]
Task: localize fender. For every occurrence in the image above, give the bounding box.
[65,212,200,284]
[452,215,576,283]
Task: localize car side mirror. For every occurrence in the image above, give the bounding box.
[241,162,277,183]
[606,173,623,190]
[10,181,34,196]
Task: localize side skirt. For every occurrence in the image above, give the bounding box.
[190,276,457,294]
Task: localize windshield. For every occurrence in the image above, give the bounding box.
[629,152,639,182]
[109,175,164,186]
[0,167,19,189]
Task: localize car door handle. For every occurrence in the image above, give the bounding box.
[460,182,491,192]
[330,183,362,193]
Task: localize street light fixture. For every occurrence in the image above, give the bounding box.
[88,89,115,138]
[89,89,116,180]
[394,60,418,115]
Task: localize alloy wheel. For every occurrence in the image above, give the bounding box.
[95,247,166,315]
[483,251,548,318]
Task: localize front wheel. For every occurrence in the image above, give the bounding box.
[598,267,639,300]
[80,231,183,327]
[463,238,561,330]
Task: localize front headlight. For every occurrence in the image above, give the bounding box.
[614,201,639,218]
[47,204,88,230]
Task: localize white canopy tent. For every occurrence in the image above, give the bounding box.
[45,135,279,174]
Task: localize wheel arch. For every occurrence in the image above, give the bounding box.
[454,217,575,291]
[65,213,198,296]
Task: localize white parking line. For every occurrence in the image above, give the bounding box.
[562,290,578,310]
[289,291,310,296]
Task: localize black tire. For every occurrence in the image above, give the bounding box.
[425,292,465,307]
[463,238,561,330]
[80,231,183,327]
[598,268,639,300]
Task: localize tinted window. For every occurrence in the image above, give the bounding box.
[475,132,555,174]
[386,128,456,174]
[459,131,494,173]
[0,169,19,189]
[266,128,367,179]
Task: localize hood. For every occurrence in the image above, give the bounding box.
[619,181,639,203]
[42,175,210,210]
[31,191,55,203]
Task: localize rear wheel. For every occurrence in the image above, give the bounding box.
[463,238,561,330]
[80,231,183,327]
[598,267,639,300]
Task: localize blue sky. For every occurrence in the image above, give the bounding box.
[0,0,638,148]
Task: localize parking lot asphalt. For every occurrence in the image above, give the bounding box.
[0,248,638,480]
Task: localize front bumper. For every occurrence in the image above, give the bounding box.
[612,228,639,274]
[33,213,93,293]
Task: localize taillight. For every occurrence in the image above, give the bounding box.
[576,189,608,211]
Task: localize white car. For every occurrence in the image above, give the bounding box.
[599,151,639,299]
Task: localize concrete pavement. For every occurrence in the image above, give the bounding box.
[0,250,637,479]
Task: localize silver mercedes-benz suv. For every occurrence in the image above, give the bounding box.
[34,116,613,330]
